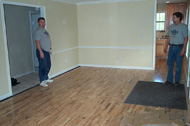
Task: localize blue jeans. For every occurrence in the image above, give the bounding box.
[167,45,184,83]
[36,49,51,83]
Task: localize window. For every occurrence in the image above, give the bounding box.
[156,12,166,31]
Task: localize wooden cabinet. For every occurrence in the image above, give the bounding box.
[156,39,168,59]
[167,3,187,28]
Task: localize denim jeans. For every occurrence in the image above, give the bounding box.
[167,45,184,83]
[36,49,51,83]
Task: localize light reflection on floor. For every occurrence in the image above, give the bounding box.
[154,78,164,83]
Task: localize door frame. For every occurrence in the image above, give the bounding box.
[29,11,40,72]
[187,58,190,102]
[187,2,190,103]
[1,1,46,98]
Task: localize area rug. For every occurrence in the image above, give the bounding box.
[124,81,187,110]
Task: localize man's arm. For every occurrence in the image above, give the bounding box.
[180,36,188,56]
[164,36,170,54]
[35,40,44,58]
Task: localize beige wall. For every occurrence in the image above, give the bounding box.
[0,0,78,100]
[0,0,156,100]
[77,0,155,68]
[45,1,79,76]
[50,48,79,76]
[79,48,153,68]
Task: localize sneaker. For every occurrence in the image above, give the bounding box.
[46,79,53,83]
[174,82,180,87]
[40,81,48,87]
[164,81,172,85]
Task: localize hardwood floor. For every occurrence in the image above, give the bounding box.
[0,59,189,126]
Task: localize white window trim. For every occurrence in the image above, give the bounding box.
[156,11,167,31]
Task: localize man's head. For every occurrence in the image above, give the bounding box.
[38,17,45,28]
[172,12,183,24]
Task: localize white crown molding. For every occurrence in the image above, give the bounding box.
[77,0,146,5]
[50,0,78,5]
[50,0,146,5]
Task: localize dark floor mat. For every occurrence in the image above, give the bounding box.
[124,81,187,110]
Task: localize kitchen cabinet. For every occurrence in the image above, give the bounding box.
[167,3,187,28]
[156,39,168,59]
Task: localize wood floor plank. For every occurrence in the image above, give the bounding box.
[0,59,189,126]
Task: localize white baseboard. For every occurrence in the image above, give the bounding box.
[0,92,12,101]
[79,64,154,70]
[49,65,79,78]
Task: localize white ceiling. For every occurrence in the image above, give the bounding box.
[52,0,188,5]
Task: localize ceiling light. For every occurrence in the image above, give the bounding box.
[166,1,170,3]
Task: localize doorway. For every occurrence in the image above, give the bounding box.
[2,2,45,95]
